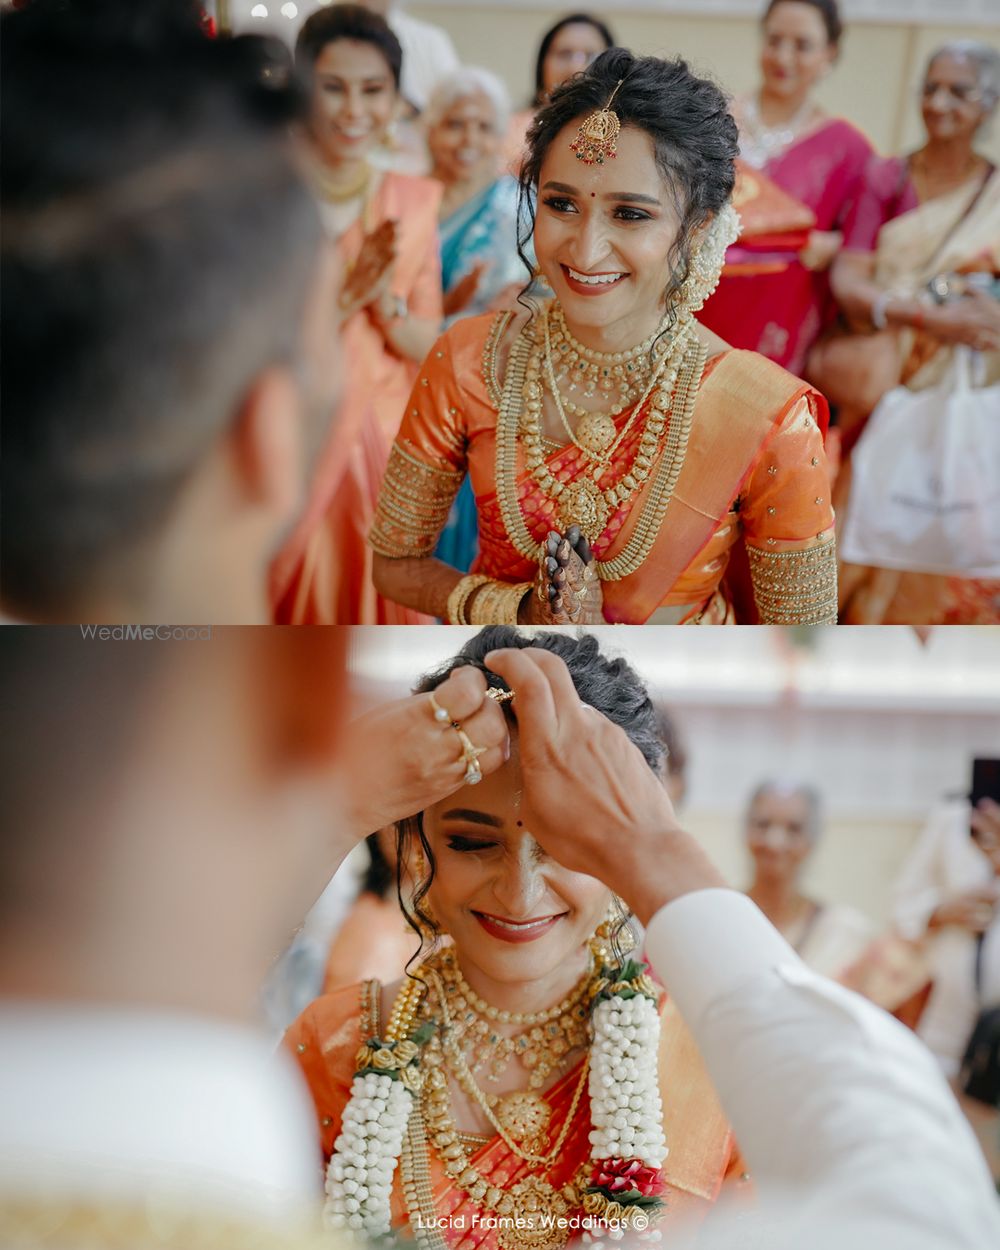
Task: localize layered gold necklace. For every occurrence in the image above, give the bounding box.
[401,948,598,1250]
[495,302,706,579]
[427,947,594,1155]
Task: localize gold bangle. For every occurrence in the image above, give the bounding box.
[446,573,491,625]
[468,579,531,625]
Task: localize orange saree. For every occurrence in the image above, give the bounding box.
[286,982,744,1248]
[370,309,837,623]
[271,172,444,624]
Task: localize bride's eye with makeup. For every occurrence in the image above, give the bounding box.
[445,835,500,853]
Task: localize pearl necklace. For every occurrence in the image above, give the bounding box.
[739,92,816,168]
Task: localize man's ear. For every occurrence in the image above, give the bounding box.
[229,365,304,523]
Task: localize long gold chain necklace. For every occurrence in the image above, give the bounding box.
[495,315,705,581]
[426,968,591,1167]
[521,317,668,540]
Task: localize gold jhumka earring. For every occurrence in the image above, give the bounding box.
[569,79,625,165]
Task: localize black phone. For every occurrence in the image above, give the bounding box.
[970,758,1000,836]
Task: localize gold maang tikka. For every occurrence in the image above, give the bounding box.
[569,79,625,166]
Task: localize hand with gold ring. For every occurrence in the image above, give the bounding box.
[340,665,511,839]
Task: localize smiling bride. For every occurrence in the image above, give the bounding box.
[285,628,745,1248]
[367,48,837,626]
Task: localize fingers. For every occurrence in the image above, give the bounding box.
[539,529,595,618]
[426,666,510,787]
[430,665,489,724]
[484,646,581,745]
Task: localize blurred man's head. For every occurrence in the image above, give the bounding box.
[2,2,338,624]
[0,627,350,1021]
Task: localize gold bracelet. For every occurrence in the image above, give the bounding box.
[446,573,491,625]
[468,579,531,625]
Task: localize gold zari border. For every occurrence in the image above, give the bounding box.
[369,442,464,559]
[0,1199,335,1250]
[747,536,838,625]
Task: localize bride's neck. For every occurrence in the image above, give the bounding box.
[454,947,592,1019]
[558,306,666,356]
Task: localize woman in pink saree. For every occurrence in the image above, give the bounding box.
[699,0,871,376]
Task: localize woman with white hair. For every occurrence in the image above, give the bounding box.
[426,66,528,325]
[821,39,1000,625]
[426,67,533,570]
[743,780,875,977]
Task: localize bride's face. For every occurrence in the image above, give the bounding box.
[532,123,684,343]
[421,736,611,999]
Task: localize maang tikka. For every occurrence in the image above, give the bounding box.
[570,78,625,166]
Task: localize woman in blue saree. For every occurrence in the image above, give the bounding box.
[426,67,532,572]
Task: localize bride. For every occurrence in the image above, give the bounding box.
[286,628,745,1248]
[369,48,837,625]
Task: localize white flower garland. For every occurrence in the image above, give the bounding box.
[322,972,667,1242]
[588,994,668,1168]
[323,1070,413,1237]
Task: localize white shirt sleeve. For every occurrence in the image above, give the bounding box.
[644,889,1000,1249]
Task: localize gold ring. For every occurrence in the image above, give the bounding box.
[485,687,515,704]
[428,691,455,726]
[454,727,486,785]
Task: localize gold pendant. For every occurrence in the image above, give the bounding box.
[558,478,610,542]
[575,410,616,457]
[495,1177,569,1250]
[493,1091,551,1146]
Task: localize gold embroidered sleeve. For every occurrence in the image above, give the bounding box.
[369,442,464,559]
[747,534,838,625]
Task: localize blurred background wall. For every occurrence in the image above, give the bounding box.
[347,626,1000,928]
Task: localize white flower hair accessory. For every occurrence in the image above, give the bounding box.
[675,200,742,315]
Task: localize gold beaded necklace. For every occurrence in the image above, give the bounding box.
[542,304,682,464]
[498,306,705,569]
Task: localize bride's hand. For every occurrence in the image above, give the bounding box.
[340,666,510,840]
[521,528,603,624]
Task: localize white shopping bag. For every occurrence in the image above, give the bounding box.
[840,348,1000,577]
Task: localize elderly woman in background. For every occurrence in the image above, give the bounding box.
[428,67,526,325]
[270,4,443,625]
[699,0,872,374]
[503,11,616,173]
[427,66,531,572]
[822,40,1000,626]
[743,780,874,978]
